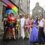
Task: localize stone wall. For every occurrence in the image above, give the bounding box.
[11,0,30,15]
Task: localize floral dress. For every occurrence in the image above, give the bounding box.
[24,18,33,38]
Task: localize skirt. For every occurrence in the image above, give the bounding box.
[38,27,45,43]
[29,26,39,43]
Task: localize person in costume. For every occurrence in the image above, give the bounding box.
[43,19,45,44]
[24,15,33,39]
[29,15,33,38]
[29,17,39,44]
[3,18,8,40]
[7,13,17,39]
[20,15,25,39]
[3,13,10,41]
[24,15,29,38]
[38,16,45,45]
[16,15,21,39]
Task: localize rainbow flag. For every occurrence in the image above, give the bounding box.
[2,0,18,14]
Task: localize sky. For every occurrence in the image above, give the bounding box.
[30,0,45,14]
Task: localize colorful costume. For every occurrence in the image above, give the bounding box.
[24,18,33,38]
[7,14,17,39]
[29,20,39,43]
[16,19,21,39]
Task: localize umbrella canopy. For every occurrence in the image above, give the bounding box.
[6,9,14,14]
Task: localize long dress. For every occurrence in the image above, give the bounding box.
[20,18,25,39]
[29,20,39,43]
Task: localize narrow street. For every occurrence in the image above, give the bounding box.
[0,39,30,45]
[0,38,40,45]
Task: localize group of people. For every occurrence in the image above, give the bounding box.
[3,13,45,45]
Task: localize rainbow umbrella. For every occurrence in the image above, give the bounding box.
[6,9,14,14]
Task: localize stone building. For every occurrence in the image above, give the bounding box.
[32,2,44,19]
[11,0,30,15]
[43,11,45,18]
[0,0,30,30]
[0,2,3,29]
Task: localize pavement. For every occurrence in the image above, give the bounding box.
[0,38,30,45]
[0,38,40,45]
[0,31,30,45]
[0,32,40,45]
[0,32,43,45]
